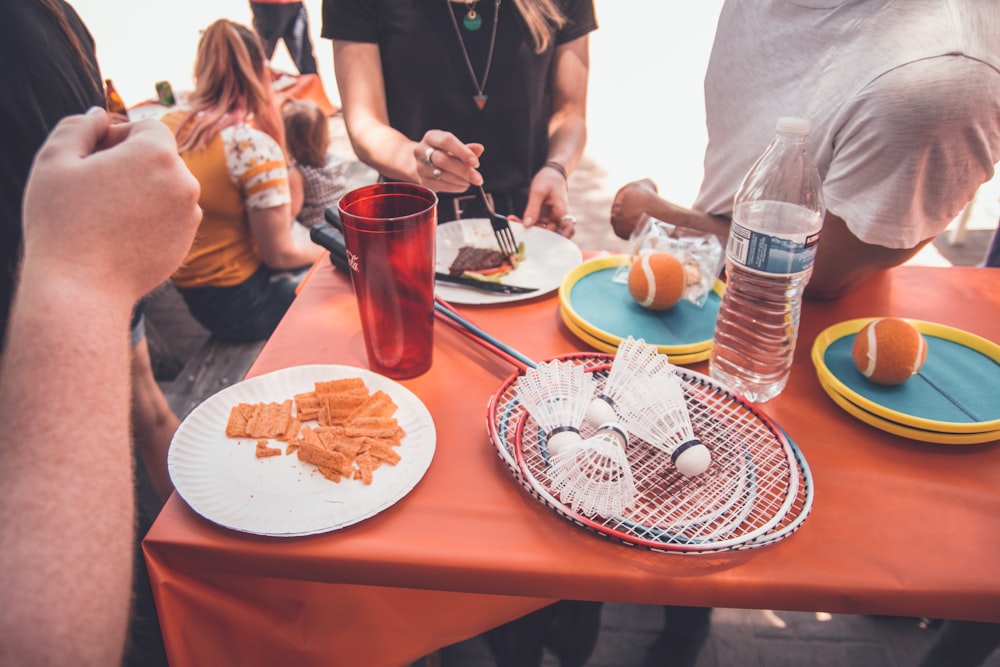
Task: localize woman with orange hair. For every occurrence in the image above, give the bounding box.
[162,19,322,342]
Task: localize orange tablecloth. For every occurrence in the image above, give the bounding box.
[144,262,1000,667]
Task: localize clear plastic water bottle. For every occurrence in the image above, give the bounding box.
[709,117,825,403]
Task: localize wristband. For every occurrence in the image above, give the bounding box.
[543,160,568,181]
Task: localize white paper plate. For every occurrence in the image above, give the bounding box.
[436,219,583,304]
[168,365,436,537]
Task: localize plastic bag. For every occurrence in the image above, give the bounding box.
[612,214,724,307]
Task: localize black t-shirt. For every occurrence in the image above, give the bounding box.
[322,0,596,197]
[0,0,104,347]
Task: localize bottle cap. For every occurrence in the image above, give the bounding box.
[776,116,810,136]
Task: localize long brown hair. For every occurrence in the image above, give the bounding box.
[282,99,329,168]
[175,19,285,153]
[512,0,567,53]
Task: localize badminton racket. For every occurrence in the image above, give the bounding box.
[437,301,813,552]
[434,297,535,370]
[508,366,803,552]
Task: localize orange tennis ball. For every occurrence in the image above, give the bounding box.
[851,318,928,385]
[628,251,686,311]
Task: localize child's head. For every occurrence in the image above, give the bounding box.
[282,99,330,168]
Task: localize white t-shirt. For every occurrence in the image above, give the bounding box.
[693,0,1000,249]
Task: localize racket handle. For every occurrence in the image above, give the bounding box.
[433,298,536,371]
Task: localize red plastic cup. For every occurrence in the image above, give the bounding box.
[334,182,437,379]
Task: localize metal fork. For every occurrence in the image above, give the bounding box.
[477,185,519,257]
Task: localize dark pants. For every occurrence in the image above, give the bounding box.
[484,600,603,667]
[249,2,318,75]
[984,222,1000,267]
[920,621,1000,667]
[643,606,713,667]
[176,265,303,343]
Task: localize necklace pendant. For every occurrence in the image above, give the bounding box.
[463,10,482,30]
[474,94,488,110]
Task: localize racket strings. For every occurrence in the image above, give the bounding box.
[488,353,813,553]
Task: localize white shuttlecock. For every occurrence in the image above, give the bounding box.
[515,360,597,456]
[548,422,636,518]
[585,336,676,426]
[615,372,711,477]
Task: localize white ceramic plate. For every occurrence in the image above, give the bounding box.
[436,219,583,304]
[168,364,436,537]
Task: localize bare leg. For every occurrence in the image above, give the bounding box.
[130,336,177,505]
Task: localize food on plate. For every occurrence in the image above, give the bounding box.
[225,378,405,484]
[448,242,525,280]
[255,440,283,458]
[851,317,928,385]
[226,399,296,440]
[627,250,686,311]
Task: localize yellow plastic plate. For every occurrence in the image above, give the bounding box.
[559,304,711,365]
[812,318,1000,434]
[817,378,1000,446]
[558,255,723,356]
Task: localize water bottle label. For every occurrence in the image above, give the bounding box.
[727,222,820,275]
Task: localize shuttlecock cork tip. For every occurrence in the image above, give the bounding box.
[546,427,582,456]
[585,395,617,427]
[672,440,711,477]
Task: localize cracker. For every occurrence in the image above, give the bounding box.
[364,438,402,465]
[354,451,379,485]
[348,390,398,420]
[255,440,282,458]
[277,416,301,443]
[315,378,368,396]
[318,466,343,483]
[296,436,350,471]
[344,417,402,439]
[238,400,294,439]
[319,392,369,427]
[294,392,321,421]
[226,404,251,438]
[226,376,405,486]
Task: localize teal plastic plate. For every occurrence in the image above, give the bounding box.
[812,318,1000,434]
[558,256,721,355]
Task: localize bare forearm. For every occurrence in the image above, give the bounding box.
[251,206,325,270]
[546,35,589,177]
[334,41,419,183]
[546,110,586,176]
[0,267,136,666]
[661,200,732,245]
[610,180,731,243]
[345,116,420,183]
[261,239,324,270]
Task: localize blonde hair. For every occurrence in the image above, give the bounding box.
[175,19,285,154]
[282,100,330,168]
[512,0,567,53]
